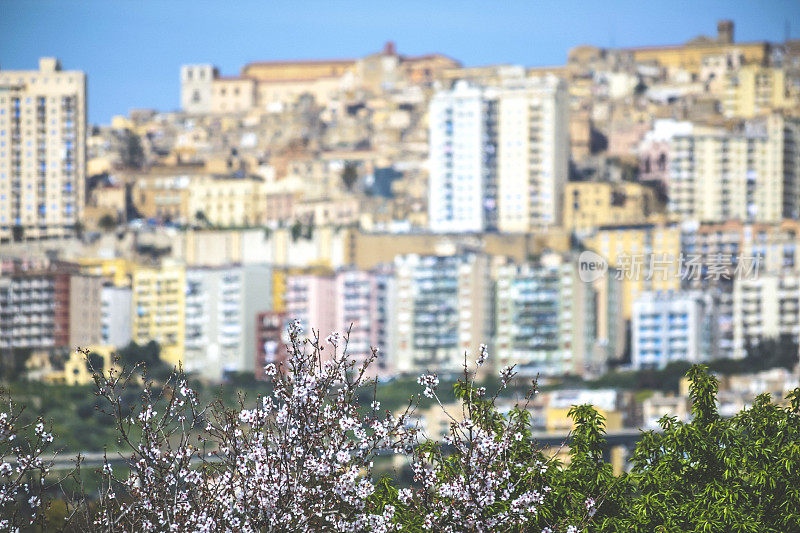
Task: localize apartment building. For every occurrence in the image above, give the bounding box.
[0,260,103,351]
[428,82,498,233]
[0,265,69,350]
[68,274,103,349]
[679,219,800,359]
[582,223,682,320]
[632,290,716,370]
[184,264,271,381]
[392,253,491,375]
[254,311,289,380]
[334,267,394,376]
[100,285,132,348]
[493,254,596,377]
[723,65,799,118]
[0,58,86,242]
[284,271,337,342]
[496,76,569,232]
[427,77,569,233]
[668,113,800,222]
[563,181,664,232]
[732,273,800,360]
[131,263,186,367]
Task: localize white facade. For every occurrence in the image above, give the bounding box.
[0,58,86,242]
[632,291,716,370]
[180,64,216,114]
[497,76,569,232]
[392,253,491,375]
[184,265,271,381]
[427,78,568,233]
[493,254,595,377]
[428,82,498,233]
[100,285,132,348]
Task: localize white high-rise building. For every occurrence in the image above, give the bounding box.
[427,77,569,233]
[392,253,491,375]
[184,265,271,381]
[497,76,569,232]
[100,285,132,348]
[631,291,717,370]
[0,58,86,242]
[732,273,800,360]
[428,82,498,233]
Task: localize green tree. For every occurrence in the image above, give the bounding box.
[98,214,117,232]
[341,161,359,191]
[618,365,800,532]
[122,132,145,169]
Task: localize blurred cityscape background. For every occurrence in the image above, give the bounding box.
[2,1,800,463]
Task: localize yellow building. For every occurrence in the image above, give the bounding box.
[582,223,682,320]
[544,406,623,433]
[77,257,133,287]
[563,181,665,232]
[624,21,769,77]
[44,346,115,386]
[271,267,288,312]
[723,65,799,118]
[131,262,186,367]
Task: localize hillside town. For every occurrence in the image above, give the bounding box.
[2,20,800,441]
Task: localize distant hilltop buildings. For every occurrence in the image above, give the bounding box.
[180,41,460,114]
[3,19,800,394]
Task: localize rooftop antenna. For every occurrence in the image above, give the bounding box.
[785,20,791,43]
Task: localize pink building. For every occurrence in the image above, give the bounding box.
[335,267,393,376]
[637,119,694,189]
[285,274,337,343]
[285,267,394,377]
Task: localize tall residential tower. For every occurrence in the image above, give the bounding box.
[428,77,568,233]
[0,58,86,242]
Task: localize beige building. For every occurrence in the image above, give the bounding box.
[622,21,770,77]
[0,58,86,242]
[723,65,799,119]
[563,181,665,232]
[582,223,682,320]
[497,76,570,232]
[292,197,360,227]
[68,274,103,349]
[669,114,800,222]
[210,77,257,114]
[132,173,276,226]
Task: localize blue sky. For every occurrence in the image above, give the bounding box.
[2,0,799,125]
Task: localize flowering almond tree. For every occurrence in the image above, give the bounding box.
[89,321,418,532]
